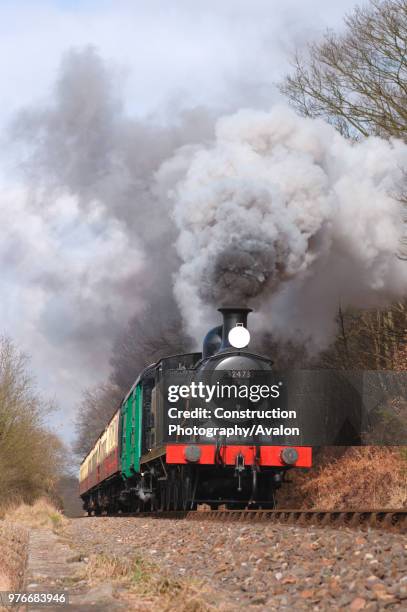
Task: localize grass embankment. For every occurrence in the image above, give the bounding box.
[1,499,210,611]
[277,447,407,509]
[83,552,211,611]
[1,497,67,532]
[0,520,27,590]
[0,498,66,592]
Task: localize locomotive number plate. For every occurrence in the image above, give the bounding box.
[229,370,251,378]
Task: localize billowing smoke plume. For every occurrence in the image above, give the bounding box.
[162,107,407,349]
[4,47,407,435]
[4,47,215,407]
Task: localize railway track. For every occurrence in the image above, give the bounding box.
[69,508,407,609]
[107,508,406,533]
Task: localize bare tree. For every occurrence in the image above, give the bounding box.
[319,302,407,370]
[74,298,193,459]
[74,308,192,460]
[281,0,407,140]
[280,0,407,371]
[109,305,193,393]
[0,337,64,506]
[73,382,123,459]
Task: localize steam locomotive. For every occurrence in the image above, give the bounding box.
[79,308,312,513]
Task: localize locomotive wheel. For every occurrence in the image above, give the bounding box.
[172,479,180,510]
[181,475,193,511]
[268,489,276,509]
[158,483,166,512]
[165,478,172,511]
[151,493,158,512]
[168,469,180,510]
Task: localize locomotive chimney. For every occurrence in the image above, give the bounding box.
[218,307,252,351]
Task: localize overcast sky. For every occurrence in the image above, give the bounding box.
[0,0,359,444]
[0,0,359,125]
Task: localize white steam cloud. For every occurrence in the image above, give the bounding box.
[4,48,215,420]
[163,106,407,349]
[2,35,406,441]
[0,183,144,399]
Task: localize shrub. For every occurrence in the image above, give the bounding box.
[0,337,64,509]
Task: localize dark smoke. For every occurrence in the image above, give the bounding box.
[8,47,216,390]
[202,235,288,306]
[6,44,407,436]
[167,107,407,346]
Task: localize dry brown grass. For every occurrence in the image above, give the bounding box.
[0,498,67,602]
[0,521,28,592]
[2,497,67,532]
[84,552,213,611]
[277,447,407,510]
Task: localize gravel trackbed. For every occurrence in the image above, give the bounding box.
[65,516,407,610]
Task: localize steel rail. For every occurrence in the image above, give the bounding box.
[100,508,406,533]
